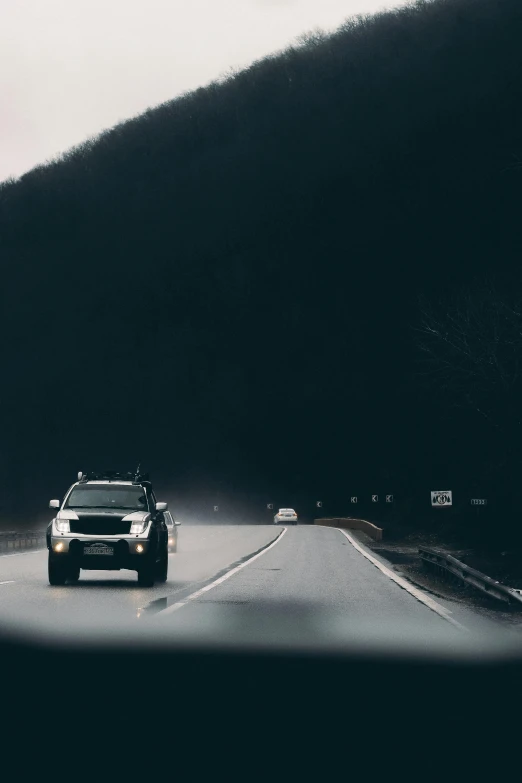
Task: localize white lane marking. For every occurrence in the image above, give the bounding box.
[0,551,43,558]
[337,528,468,631]
[0,581,15,586]
[156,528,288,617]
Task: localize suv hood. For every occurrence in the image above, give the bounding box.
[57,509,151,522]
[55,509,152,536]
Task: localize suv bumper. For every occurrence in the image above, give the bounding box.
[49,536,152,570]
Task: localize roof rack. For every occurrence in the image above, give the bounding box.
[77,470,150,483]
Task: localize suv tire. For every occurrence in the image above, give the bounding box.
[156,551,168,583]
[48,556,68,586]
[137,557,156,587]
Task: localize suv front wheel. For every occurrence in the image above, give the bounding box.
[48,555,68,586]
[156,551,168,583]
[137,556,156,587]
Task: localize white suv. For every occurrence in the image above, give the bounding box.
[273,508,298,525]
[46,470,169,587]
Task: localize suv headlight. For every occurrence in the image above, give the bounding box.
[130,521,148,535]
[55,519,70,533]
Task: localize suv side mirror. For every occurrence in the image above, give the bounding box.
[155,502,168,512]
[174,520,181,526]
[49,499,60,509]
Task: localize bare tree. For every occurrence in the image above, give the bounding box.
[415,277,522,427]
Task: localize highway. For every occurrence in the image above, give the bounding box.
[0,523,517,649]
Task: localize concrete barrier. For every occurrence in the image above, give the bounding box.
[314,517,383,541]
[0,531,47,553]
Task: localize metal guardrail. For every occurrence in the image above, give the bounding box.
[0,531,47,554]
[419,546,522,606]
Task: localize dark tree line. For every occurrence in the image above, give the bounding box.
[1,0,522,525]
[415,277,522,522]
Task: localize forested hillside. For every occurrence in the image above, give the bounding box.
[1,0,522,527]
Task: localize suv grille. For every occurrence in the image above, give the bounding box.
[69,517,132,535]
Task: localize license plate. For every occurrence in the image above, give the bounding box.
[84,546,114,556]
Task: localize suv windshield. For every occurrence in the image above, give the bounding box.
[65,485,149,511]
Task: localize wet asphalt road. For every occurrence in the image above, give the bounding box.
[1,523,516,652]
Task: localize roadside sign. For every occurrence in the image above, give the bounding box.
[316,501,322,508]
[386,495,393,503]
[471,499,487,506]
[372,495,378,502]
[214,505,219,512]
[351,497,357,503]
[431,491,452,507]
[267,503,273,510]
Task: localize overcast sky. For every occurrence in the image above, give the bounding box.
[1,0,409,183]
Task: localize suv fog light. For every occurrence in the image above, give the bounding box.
[136,544,144,553]
[54,542,64,552]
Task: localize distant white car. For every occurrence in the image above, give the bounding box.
[165,510,181,553]
[274,508,298,525]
